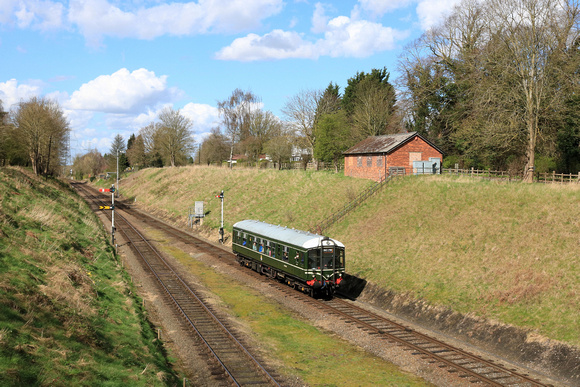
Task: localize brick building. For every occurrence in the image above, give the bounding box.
[343,132,443,181]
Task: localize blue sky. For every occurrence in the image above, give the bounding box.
[0,0,458,159]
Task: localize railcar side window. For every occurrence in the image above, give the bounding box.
[271,243,277,258]
[337,248,345,267]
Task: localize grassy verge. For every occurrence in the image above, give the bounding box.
[149,230,431,387]
[0,167,178,386]
[117,166,580,347]
[331,175,580,345]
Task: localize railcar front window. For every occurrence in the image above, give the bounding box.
[322,247,334,268]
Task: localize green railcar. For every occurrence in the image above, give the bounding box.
[232,220,345,297]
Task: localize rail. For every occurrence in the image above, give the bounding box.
[72,182,280,387]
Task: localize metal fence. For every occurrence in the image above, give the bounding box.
[310,174,394,235]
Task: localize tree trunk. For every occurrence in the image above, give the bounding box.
[523,110,537,183]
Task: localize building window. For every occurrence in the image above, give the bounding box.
[367,156,372,167]
[409,152,422,163]
[357,156,362,167]
[377,156,383,167]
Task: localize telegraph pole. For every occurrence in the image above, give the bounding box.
[116,148,119,198]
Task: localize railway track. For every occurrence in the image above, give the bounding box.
[320,298,548,387]
[75,182,555,387]
[72,182,280,387]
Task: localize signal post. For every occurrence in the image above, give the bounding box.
[99,185,116,245]
[216,190,224,243]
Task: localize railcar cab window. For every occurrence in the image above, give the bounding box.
[308,249,320,269]
[322,247,334,268]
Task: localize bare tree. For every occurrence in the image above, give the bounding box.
[157,107,195,167]
[12,96,70,175]
[245,110,283,162]
[139,122,161,156]
[264,125,294,169]
[281,89,321,157]
[485,0,580,181]
[200,127,230,165]
[217,89,260,168]
[351,76,397,141]
[73,149,106,179]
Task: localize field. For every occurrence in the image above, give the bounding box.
[119,166,580,347]
[0,168,178,386]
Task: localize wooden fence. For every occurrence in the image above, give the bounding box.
[442,168,523,181]
[536,171,580,184]
[442,167,580,184]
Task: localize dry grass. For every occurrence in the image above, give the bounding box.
[331,175,580,344]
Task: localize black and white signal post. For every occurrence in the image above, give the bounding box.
[99,184,116,245]
[216,190,224,243]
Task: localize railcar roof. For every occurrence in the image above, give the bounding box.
[233,220,345,249]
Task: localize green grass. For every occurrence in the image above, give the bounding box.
[119,166,580,347]
[153,234,431,386]
[0,167,178,386]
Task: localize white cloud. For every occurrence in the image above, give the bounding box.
[416,0,460,30]
[66,68,182,114]
[68,0,284,46]
[320,16,408,57]
[216,13,408,61]
[0,79,42,110]
[0,0,19,24]
[215,30,316,61]
[311,2,329,34]
[358,0,414,16]
[181,102,219,134]
[0,0,65,31]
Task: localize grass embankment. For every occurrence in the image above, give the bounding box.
[332,176,580,346]
[117,166,372,233]
[0,168,178,386]
[119,166,580,348]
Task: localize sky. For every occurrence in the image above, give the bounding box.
[0,0,460,159]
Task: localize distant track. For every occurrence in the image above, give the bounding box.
[74,182,554,387]
[72,182,280,387]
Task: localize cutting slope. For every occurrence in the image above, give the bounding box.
[119,166,580,348]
